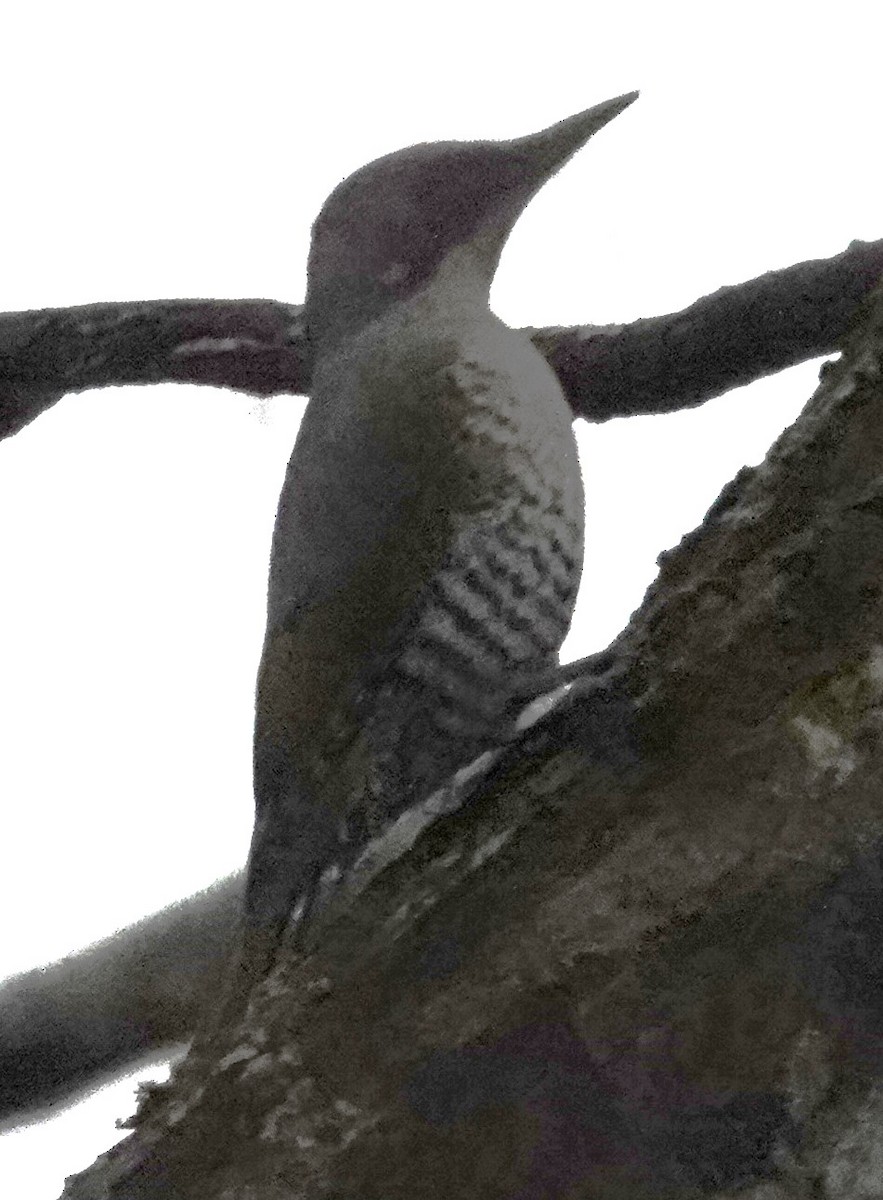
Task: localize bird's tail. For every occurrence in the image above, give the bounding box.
[202,799,339,1044]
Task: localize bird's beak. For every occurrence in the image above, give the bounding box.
[511,91,639,192]
[466,91,638,276]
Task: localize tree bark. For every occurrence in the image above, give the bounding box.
[53,274,883,1197]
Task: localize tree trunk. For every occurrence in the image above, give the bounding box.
[57,278,883,1198]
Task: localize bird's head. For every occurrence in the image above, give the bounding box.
[304,92,638,354]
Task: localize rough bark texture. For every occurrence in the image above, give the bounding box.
[52,276,883,1197]
[1,238,882,440]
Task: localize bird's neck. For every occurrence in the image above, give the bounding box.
[307,239,501,362]
[420,244,496,316]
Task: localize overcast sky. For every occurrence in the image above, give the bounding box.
[1,2,880,1195]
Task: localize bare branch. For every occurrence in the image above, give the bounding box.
[533,236,883,419]
[0,300,309,440]
[0,875,240,1128]
[2,238,881,441]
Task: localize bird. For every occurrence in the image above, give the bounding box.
[219,91,638,1031]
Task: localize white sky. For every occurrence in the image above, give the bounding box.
[0,2,879,1195]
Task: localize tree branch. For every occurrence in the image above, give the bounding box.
[532,236,883,419]
[0,875,240,1128]
[2,238,881,441]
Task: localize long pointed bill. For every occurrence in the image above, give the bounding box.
[512,91,639,186]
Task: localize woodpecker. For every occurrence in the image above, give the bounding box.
[223,92,638,1026]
